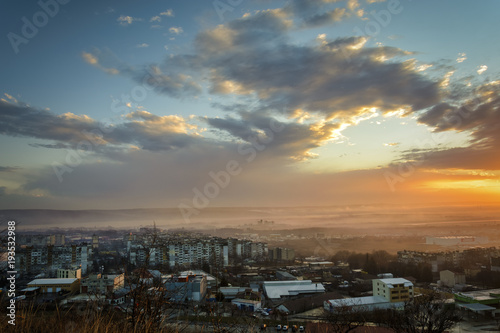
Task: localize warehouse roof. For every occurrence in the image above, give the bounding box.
[28,278,78,285]
[263,280,325,299]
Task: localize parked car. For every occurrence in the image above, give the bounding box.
[276,324,282,331]
[283,325,289,331]
[299,326,305,332]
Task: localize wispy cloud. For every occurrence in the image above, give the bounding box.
[456,52,467,63]
[169,26,183,35]
[160,9,174,17]
[117,15,142,26]
[0,166,20,172]
[150,16,161,23]
[477,65,488,75]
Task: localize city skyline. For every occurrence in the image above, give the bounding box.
[1,0,499,210]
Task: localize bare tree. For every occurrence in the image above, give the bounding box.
[323,301,367,333]
[124,226,188,332]
[381,292,461,333]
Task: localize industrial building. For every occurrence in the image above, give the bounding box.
[325,277,414,312]
[164,272,208,302]
[263,280,325,300]
[27,278,80,294]
[454,289,500,317]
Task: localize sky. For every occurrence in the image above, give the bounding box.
[0,0,499,212]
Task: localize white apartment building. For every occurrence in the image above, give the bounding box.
[372,278,414,303]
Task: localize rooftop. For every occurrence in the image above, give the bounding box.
[455,289,500,301]
[326,296,389,308]
[377,278,413,288]
[28,278,78,285]
[263,280,325,299]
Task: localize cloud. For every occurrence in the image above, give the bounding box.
[191,26,440,122]
[88,7,443,148]
[477,65,488,75]
[82,50,201,98]
[302,8,349,27]
[81,52,98,65]
[130,65,202,98]
[406,81,500,170]
[136,43,149,48]
[117,15,142,26]
[150,16,161,23]
[456,52,467,63]
[282,0,363,27]
[0,166,20,172]
[169,26,184,35]
[203,110,342,161]
[0,99,202,153]
[81,51,120,75]
[160,9,174,17]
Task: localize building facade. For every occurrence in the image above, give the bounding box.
[372,278,414,303]
[80,273,125,294]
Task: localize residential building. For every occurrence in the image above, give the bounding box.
[269,247,295,261]
[440,270,466,288]
[57,268,82,279]
[325,277,414,313]
[80,273,125,294]
[372,278,414,303]
[92,234,99,249]
[15,244,90,274]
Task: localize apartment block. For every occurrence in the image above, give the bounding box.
[80,273,125,294]
[372,278,414,303]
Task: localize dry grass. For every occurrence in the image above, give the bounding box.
[0,301,189,333]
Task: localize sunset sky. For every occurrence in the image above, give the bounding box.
[0,0,499,210]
